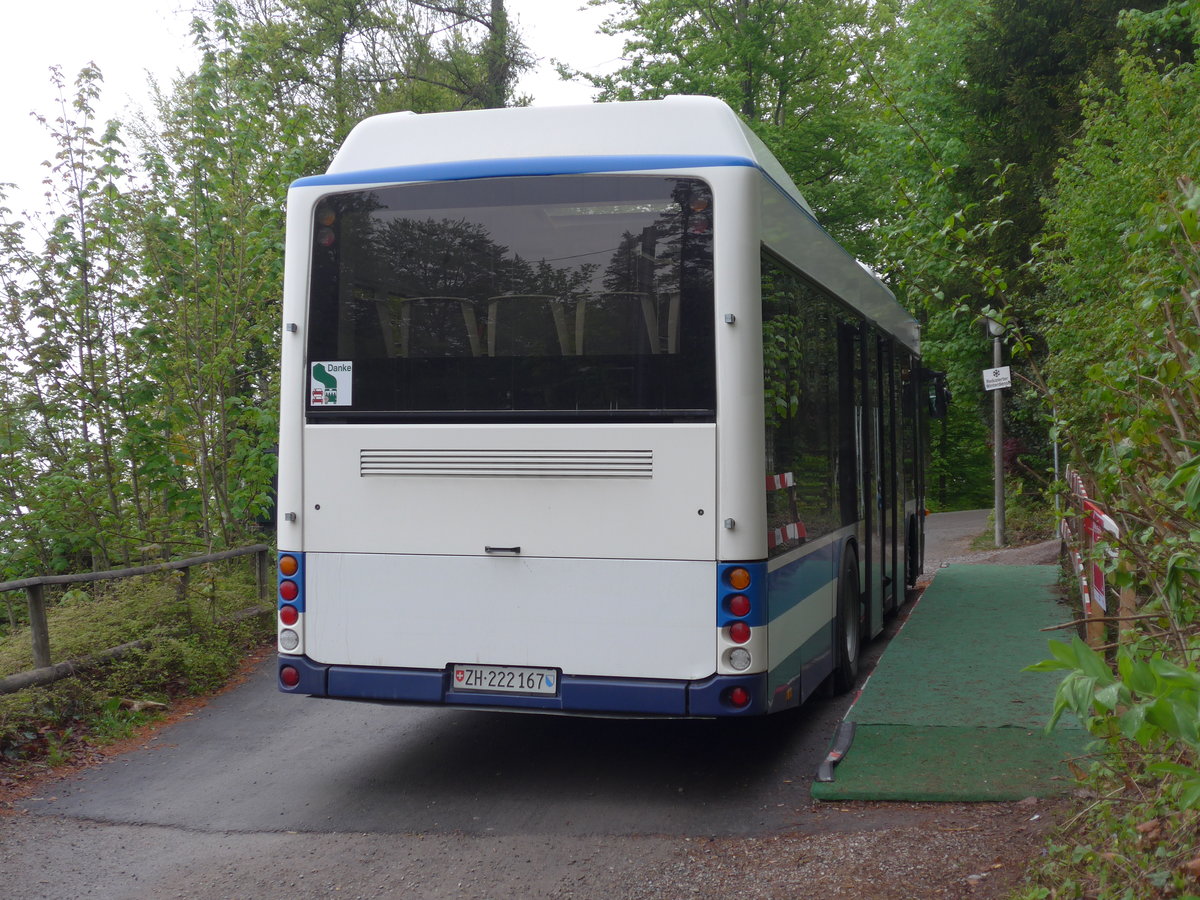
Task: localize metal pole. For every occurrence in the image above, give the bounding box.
[993,334,1005,547]
[1053,407,1061,514]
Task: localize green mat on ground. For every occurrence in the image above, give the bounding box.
[812,565,1091,802]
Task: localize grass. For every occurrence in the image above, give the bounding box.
[0,559,273,767]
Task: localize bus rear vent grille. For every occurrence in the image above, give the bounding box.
[360,449,653,478]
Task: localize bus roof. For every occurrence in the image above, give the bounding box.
[311,96,810,212]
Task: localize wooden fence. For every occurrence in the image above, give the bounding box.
[0,545,271,691]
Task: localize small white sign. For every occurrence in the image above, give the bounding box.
[310,361,353,406]
[982,366,1012,391]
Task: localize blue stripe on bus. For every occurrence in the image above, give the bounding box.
[766,541,839,620]
[279,656,767,716]
[291,154,758,188]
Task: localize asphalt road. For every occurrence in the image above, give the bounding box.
[1,510,992,899]
[922,507,993,572]
[17,676,842,838]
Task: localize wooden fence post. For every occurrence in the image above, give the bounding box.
[26,583,51,669]
[256,549,270,604]
[1086,601,1106,649]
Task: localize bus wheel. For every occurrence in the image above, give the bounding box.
[832,549,861,694]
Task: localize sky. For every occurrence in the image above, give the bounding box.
[0,0,625,214]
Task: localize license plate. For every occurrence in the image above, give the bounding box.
[451,664,558,696]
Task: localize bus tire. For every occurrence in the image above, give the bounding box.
[832,547,861,694]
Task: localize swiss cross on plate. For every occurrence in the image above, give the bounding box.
[982,366,1012,391]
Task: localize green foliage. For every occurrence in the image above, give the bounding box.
[955,0,1157,290]
[1040,45,1200,461]
[1044,157,1200,641]
[1025,637,1200,896]
[0,679,96,763]
[919,306,999,509]
[926,402,993,511]
[1035,638,1200,777]
[225,0,532,135]
[1020,35,1200,888]
[0,66,146,572]
[90,697,151,744]
[1000,480,1056,544]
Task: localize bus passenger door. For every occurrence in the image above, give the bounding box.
[863,332,896,637]
[864,333,881,636]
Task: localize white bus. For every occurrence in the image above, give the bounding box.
[275,96,931,717]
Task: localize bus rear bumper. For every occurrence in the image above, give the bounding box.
[277,655,767,717]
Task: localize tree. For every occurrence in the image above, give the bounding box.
[223,0,531,152]
[1039,2,1200,453]
[0,66,145,570]
[955,0,1174,297]
[579,0,883,253]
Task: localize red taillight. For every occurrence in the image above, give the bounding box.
[728,687,751,708]
[279,604,299,626]
[279,579,299,602]
[728,594,751,617]
[279,555,299,577]
[280,665,300,688]
[729,622,751,644]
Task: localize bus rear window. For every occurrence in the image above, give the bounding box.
[306,176,715,421]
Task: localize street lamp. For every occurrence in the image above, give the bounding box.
[985,316,1006,548]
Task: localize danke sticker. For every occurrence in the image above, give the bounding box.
[310,361,353,406]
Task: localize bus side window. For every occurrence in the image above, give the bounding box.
[761,252,842,554]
